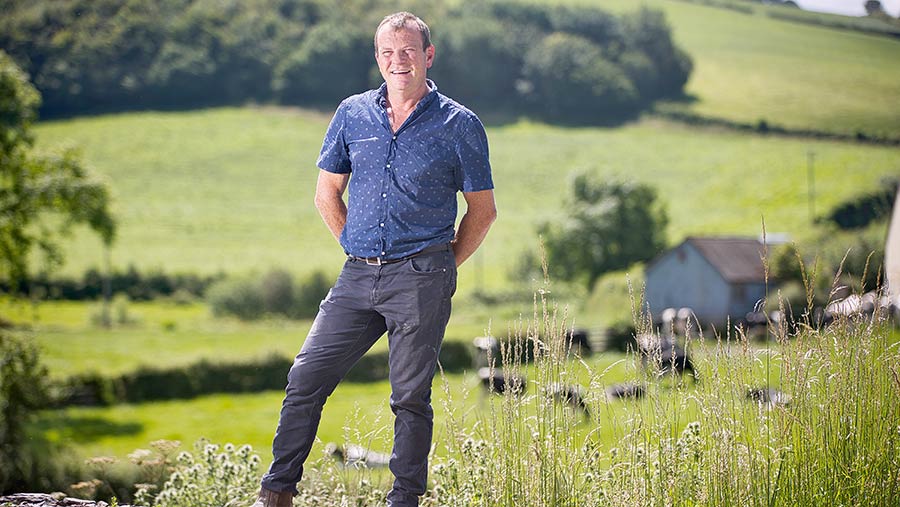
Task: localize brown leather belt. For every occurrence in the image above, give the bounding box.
[347,243,451,266]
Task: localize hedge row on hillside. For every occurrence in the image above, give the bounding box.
[0,0,691,123]
[54,341,473,406]
[2,265,221,301]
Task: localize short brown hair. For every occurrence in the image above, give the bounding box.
[374,12,431,50]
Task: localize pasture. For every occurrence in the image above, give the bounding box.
[549,0,900,137]
[35,109,900,294]
[9,0,900,503]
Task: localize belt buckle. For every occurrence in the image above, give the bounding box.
[365,257,383,266]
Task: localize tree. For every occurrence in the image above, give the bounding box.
[865,1,887,17]
[522,33,638,122]
[0,331,50,492]
[0,50,116,289]
[540,172,668,290]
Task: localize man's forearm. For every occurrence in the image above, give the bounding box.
[452,207,496,267]
[315,193,348,244]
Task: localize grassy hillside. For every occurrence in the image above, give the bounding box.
[542,0,900,137]
[35,108,900,295]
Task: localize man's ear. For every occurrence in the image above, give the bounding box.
[425,44,435,69]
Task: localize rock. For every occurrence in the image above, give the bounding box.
[0,493,133,507]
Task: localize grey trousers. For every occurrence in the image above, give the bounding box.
[261,244,456,507]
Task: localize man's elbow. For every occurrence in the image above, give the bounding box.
[485,205,498,224]
[314,191,336,214]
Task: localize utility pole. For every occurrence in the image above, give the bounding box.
[807,150,816,223]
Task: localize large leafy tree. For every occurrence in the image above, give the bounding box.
[0,50,115,289]
[540,172,668,290]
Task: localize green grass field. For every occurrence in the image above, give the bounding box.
[35,110,900,296]
[11,1,900,495]
[549,0,900,137]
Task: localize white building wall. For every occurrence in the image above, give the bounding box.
[644,243,731,324]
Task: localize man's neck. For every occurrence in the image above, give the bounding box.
[385,82,429,113]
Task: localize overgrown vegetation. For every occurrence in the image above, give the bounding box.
[0,0,691,123]
[108,281,900,506]
[0,50,115,290]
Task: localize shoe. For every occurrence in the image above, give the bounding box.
[250,487,294,507]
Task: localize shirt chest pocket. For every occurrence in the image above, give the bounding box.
[347,136,383,166]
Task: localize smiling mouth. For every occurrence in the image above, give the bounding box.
[391,70,411,75]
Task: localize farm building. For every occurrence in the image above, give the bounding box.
[644,237,771,326]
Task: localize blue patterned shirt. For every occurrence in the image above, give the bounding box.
[317,80,493,260]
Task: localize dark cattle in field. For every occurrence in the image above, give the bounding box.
[472,336,500,368]
[566,329,592,356]
[545,382,590,419]
[605,382,645,401]
[636,333,697,381]
[746,387,791,408]
[478,367,527,395]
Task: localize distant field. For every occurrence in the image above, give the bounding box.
[2,298,519,379]
[35,108,900,296]
[537,0,900,137]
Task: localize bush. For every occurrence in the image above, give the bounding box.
[1,332,49,492]
[429,17,521,110]
[274,22,373,105]
[206,276,265,320]
[522,33,638,122]
[56,343,473,406]
[540,173,669,290]
[0,332,80,494]
[292,270,331,319]
[1,266,221,302]
[823,176,898,230]
[260,268,296,317]
[621,7,693,98]
[207,269,330,321]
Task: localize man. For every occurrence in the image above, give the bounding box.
[252,11,497,507]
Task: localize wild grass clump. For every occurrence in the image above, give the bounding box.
[424,274,900,506]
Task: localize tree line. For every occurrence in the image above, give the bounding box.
[0,0,692,123]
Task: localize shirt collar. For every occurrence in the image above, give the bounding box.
[376,80,438,111]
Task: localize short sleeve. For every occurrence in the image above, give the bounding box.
[455,115,494,192]
[316,101,352,174]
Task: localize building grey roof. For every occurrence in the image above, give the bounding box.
[686,236,768,283]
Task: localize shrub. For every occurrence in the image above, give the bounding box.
[0,332,50,492]
[292,270,331,319]
[260,268,296,317]
[274,22,373,105]
[621,7,693,98]
[823,175,898,230]
[206,276,265,320]
[206,269,330,321]
[540,173,668,290]
[522,33,638,122]
[429,17,521,109]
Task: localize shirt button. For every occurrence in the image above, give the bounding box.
[392,135,397,140]
[381,251,386,255]
[380,223,384,227]
[381,193,387,198]
[386,163,391,168]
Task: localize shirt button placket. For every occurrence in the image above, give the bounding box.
[379,135,396,258]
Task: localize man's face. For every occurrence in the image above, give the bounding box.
[374,24,434,95]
